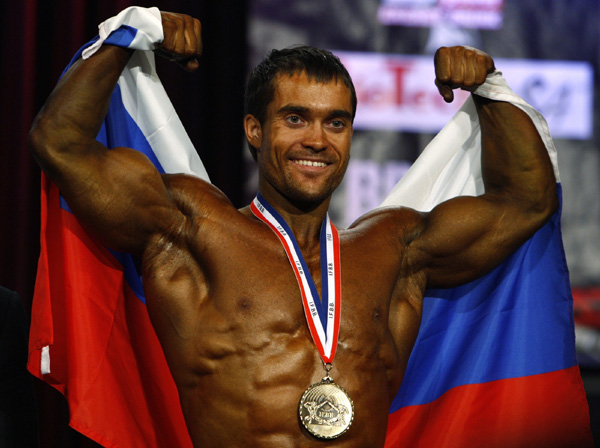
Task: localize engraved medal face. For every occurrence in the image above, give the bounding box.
[299,379,354,439]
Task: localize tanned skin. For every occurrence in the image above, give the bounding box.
[29,12,557,448]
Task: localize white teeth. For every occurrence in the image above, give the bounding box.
[294,159,327,167]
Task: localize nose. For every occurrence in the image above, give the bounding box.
[302,123,327,152]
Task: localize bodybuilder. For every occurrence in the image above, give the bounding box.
[29,11,557,448]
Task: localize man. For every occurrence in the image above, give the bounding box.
[28,11,558,448]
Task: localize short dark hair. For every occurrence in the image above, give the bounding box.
[244,45,357,160]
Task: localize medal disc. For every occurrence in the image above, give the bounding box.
[299,379,354,439]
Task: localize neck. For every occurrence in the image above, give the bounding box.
[256,190,331,249]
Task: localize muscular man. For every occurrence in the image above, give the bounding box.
[28,12,557,448]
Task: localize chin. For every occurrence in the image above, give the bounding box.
[263,168,343,209]
[284,185,336,209]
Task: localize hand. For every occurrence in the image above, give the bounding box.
[434,46,495,103]
[156,12,202,72]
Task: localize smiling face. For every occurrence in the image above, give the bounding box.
[245,71,354,210]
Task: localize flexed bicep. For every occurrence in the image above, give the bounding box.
[29,11,204,256]
[28,45,178,255]
[412,194,543,288]
[409,103,557,289]
[57,143,182,256]
[408,47,558,289]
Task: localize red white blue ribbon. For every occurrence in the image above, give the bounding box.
[251,193,341,363]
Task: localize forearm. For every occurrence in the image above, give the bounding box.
[29,45,133,177]
[474,94,558,219]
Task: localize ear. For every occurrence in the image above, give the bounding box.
[244,114,263,149]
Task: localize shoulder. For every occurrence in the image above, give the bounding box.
[163,173,228,204]
[347,205,426,245]
[160,173,265,244]
[144,173,251,266]
[344,206,433,278]
[162,173,234,219]
[141,173,238,251]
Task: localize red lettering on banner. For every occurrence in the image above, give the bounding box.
[388,63,409,105]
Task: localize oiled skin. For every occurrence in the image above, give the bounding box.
[28,11,558,448]
[143,183,420,447]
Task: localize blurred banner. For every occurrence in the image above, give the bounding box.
[336,51,593,139]
[378,0,505,29]
[574,287,600,368]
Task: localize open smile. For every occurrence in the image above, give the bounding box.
[291,159,329,168]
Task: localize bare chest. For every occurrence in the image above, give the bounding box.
[144,227,406,365]
[209,232,399,336]
[142,226,418,446]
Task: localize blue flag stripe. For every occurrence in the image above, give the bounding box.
[59,29,169,305]
[390,185,576,410]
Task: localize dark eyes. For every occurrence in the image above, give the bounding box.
[284,115,347,130]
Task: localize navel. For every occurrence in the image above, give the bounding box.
[372,307,382,320]
[237,296,253,312]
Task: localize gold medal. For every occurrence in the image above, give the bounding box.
[252,197,352,439]
[299,375,354,440]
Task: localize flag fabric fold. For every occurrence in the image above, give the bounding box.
[381,72,593,447]
[27,7,204,448]
[28,7,592,447]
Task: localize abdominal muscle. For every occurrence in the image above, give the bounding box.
[179,326,320,447]
[173,318,395,448]
[144,270,398,448]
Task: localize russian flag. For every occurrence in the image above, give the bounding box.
[27,7,592,447]
[381,73,593,447]
[27,7,202,448]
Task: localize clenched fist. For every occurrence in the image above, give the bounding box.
[434,46,495,103]
[156,12,202,72]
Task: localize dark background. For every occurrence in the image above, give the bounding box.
[1,0,248,306]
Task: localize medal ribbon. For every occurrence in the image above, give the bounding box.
[251,193,341,363]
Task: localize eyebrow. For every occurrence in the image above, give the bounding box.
[277,104,353,121]
[277,105,310,116]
